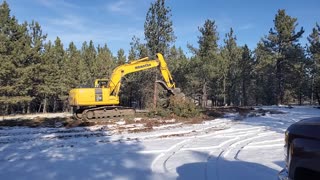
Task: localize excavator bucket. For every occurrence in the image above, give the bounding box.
[156,80,185,98]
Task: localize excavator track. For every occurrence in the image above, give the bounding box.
[73,106,135,121]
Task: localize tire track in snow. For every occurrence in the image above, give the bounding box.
[204,127,265,180]
[151,126,265,176]
[151,139,191,174]
[223,131,274,159]
[180,127,262,151]
[150,120,232,175]
[248,138,283,145]
[205,127,278,180]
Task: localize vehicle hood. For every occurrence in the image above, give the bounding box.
[287,117,320,141]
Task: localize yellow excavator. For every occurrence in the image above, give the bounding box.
[69,53,182,120]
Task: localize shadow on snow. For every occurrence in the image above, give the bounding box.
[176,151,279,180]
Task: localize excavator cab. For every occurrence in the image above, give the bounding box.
[94,79,109,88]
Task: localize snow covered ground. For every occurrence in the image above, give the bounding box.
[0,106,319,180]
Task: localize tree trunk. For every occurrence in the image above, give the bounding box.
[202,82,207,108]
[299,87,302,105]
[153,74,158,109]
[9,105,12,115]
[21,103,25,114]
[276,60,281,105]
[242,79,247,106]
[276,58,285,105]
[223,75,227,106]
[316,91,320,105]
[53,97,57,112]
[27,102,30,114]
[311,76,314,105]
[129,86,133,107]
[63,99,69,112]
[43,95,47,113]
[5,104,9,115]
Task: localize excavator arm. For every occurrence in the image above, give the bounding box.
[108,53,176,96]
[156,53,176,89]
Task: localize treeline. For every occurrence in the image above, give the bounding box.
[0,1,319,115]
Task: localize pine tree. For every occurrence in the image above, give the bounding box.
[65,42,81,88]
[167,46,188,91]
[25,21,47,113]
[220,28,242,106]
[124,36,149,108]
[239,45,254,106]
[116,48,126,65]
[81,40,97,86]
[308,23,320,105]
[198,20,219,59]
[0,1,33,114]
[95,44,115,79]
[46,37,65,112]
[39,41,54,113]
[288,45,309,105]
[128,36,148,60]
[144,0,175,108]
[144,0,175,56]
[188,19,220,107]
[254,42,278,105]
[262,9,304,104]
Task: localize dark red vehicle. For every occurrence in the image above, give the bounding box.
[279,117,320,180]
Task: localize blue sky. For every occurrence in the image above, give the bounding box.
[4,0,320,56]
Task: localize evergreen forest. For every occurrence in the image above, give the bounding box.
[0,0,319,115]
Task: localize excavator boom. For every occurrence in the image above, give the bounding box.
[108,53,175,96]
